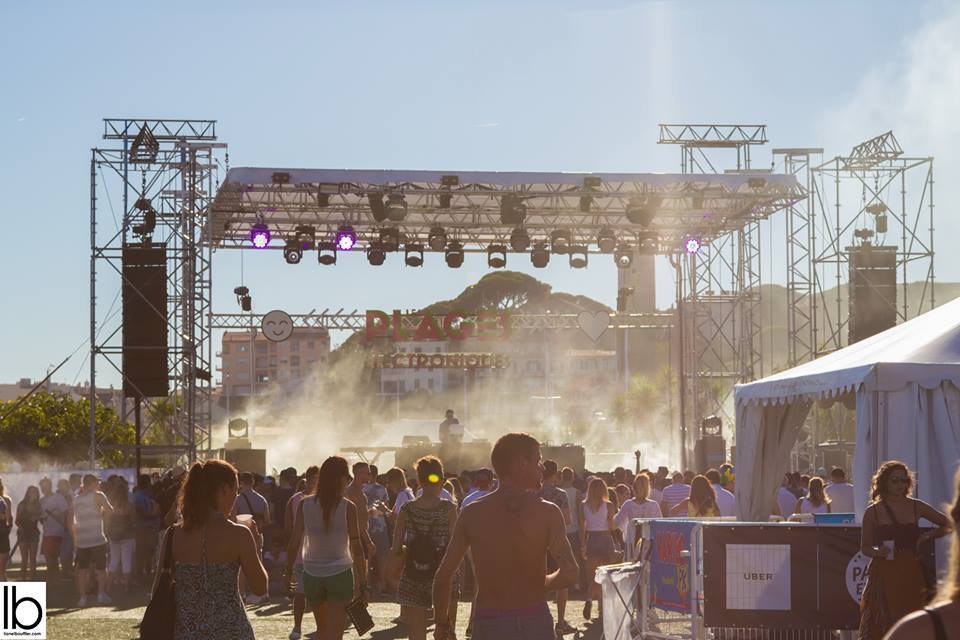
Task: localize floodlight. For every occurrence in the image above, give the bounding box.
[249,223,271,249]
[405,243,424,267]
[487,245,507,268]
[386,194,407,222]
[283,238,303,264]
[368,194,387,222]
[626,196,658,226]
[530,243,550,268]
[568,246,588,269]
[380,227,401,252]
[614,245,633,269]
[428,227,447,251]
[596,228,617,253]
[295,225,316,251]
[317,241,337,265]
[335,225,357,251]
[550,230,570,254]
[366,243,387,266]
[509,227,531,252]
[445,241,464,268]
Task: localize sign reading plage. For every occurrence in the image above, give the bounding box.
[724,544,791,611]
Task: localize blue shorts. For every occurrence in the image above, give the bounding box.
[473,603,554,640]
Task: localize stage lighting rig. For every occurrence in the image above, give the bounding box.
[445,241,464,268]
[295,225,316,251]
[336,225,357,251]
[568,246,588,269]
[626,195,659,227]
[317,241,337,265]
[386,194,408,222]
[233,286,251,311]
[510,227,531,252]
[283,238,303,264]
[249,222,271,249]
[405,243,424,267]
[550,230,571,254]
[596,228,616,253]
[487,245,507,268]
[614,245,633,269]
[380,227,401,252]
[366,242,387,266]
[530,243,550,268]
[684,237,702,255]
[132,197,157,238]
[500,194,526,224]
[368,194,387,222]
[428,227,447,251]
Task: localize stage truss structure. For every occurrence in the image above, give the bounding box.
[89,119,225,466]
[90,118,806,466]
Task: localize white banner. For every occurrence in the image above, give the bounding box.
[725,544,791,610]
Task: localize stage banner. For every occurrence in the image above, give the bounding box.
[702,524,817,628]
[648,520,697,613]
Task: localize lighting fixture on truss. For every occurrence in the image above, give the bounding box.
[366,242,387,266]
[428,227,448,251]
[596,228,617,253]
[568,245,588,269]
[249,222,271,249]
[614,245,633,269]
[626,195,659,226]
[510,227,531,252]
[369,194,387,222]
[487,245,507,268]
[500,194,527,224]
[380,227,401,252]
[317,241,337,265]
[445,242,464,268]
[530,243,550,268]
[550,230,571,255]
[386,194,408,222]
[283,238,303,264]
[684,237,702,255]
[405,243,424,267]
[131,197,157,238]
[336,225,357,251]
[233,286,251,311]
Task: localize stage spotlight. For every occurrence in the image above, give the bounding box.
[366,242,387,266]
[500,194,526,224]
[597,228,617,253]
[233,286,251,311]
[638,232,659,255]
[551,230,571,254]
[368,194,387,222]
[684,237,702,254]
[380,227,401,252]
[626,196,658,226]
[317,241,337,265]
[614,244,633,269]
[530,243,550,268]
[445,241,464,268]
[249,223,271,249]
[487,245,507,268]
[283,238,303,264]
[295,225,316,251]
[438,193,452,209]
[428,227,447,251]
[386,194,408,222]
[405,243,424,267]
[568,246,588,269]
[510,227,531,252]
[335,225,357,251]
[132,197,157,237]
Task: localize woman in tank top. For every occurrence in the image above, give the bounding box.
[670,475,720,518]
[795,477,831,515]
[579,477,616,621]
[285,456,367,640]
[164,460,267,640]
[886,466,960,639]
[859,461,951,638]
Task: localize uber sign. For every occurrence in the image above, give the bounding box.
[725,544,791,611]
[1,583,45,639]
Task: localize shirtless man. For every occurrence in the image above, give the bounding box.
[346,462,376,559]
[432,433,579,640]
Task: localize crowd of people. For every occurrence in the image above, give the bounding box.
[0,430,958,640]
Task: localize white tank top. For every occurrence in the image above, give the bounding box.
[73,492,107,549]
[301,499,352,577]
[583,502,610,532]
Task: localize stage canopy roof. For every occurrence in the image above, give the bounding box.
[208,167,801,252]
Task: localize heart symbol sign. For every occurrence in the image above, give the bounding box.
[577,311,610,342]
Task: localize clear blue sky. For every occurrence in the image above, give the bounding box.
[1,0,958,386]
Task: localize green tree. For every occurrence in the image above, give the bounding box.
[0,392,134,468]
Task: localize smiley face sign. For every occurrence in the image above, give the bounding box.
[261,309,294,342]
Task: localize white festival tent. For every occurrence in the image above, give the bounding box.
[734,295,960,526]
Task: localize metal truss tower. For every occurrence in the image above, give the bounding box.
[659,124,771,467]
[89,119,225,467]
[811,131,935,356]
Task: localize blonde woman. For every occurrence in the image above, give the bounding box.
[579,477,616,621]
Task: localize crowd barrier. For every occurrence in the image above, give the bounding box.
[598,517,936,640]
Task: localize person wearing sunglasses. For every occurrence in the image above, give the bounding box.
[859,460,952,638]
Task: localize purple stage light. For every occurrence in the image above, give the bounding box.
[250,223,271,249]
[684,237,701,254]
[336,226,357,251]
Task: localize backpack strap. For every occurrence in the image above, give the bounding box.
[924,608,947,640]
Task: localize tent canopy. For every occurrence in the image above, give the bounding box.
[734,296,960,526]
[737,296,960,406]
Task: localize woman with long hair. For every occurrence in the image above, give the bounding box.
[15,486,41,580]
[285,457,367,640]
[579,476,616,621]
[105,477,136,589]
[0,478,12,581]
[165,460,267,640]
[795,477,831,515]
[886,467,960,638]
[858,460,951,638]
[392,456,459,640]
[671,475,720,517]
